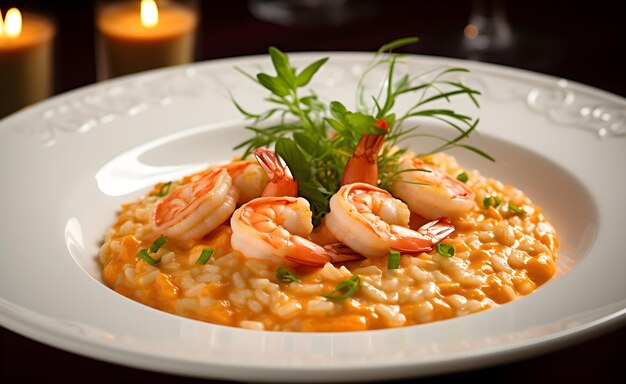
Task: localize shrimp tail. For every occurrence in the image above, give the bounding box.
[284,236,337,267]
[254,148,298,197]
[341,118,389,186]
[389,218,455,254]
[283,238,366,267]
[323,243,367,263]
[417,217,455,244]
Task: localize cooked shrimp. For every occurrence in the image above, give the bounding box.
[324,183,455,259]
[151,168,239,241]
[341,118,389,186]
[390,156,475,220]
[254,148,298,197]
[231,149,361,266]
[231,197,355,266]
[216,160,268,204]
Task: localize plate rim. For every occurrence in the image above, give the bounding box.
[1,51,625,382]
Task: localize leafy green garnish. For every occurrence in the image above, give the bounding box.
[233,39,491,223]
[275,266,300,283]
[387,250,401,269]
[321,274,363,300]
[483,196,502,209]
[195,248,214,265]
[456,172,468,183]
[435,243,455,258]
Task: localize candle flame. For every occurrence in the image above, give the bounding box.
[141,0,158,28]
[4,8,22,38]
[0,11,4,38]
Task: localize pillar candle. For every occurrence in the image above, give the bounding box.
[0,9,55,117]
[97,0,198,79]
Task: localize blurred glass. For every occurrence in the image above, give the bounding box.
[462,0,514,60]
[248,0,374,27]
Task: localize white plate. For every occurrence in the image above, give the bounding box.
[1,53,625,382]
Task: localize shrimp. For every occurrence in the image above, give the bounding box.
[341,118,389,186]
[231,149,362,266]
[324,183,455,258]
[215,160,268,204]
[253,147,298,197]
[151,168,239,241]
[231,197,349,266]
[390,156,475,220]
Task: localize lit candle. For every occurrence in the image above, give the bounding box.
[97,0,198,79]
[0,8,55,117]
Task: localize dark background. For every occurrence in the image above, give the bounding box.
[1,0,624,382]
[1,0,624,96]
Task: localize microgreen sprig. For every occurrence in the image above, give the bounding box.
[232,39,492,223]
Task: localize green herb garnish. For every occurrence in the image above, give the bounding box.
[456,172,468,183]
[137,249,160,265]
[275,265,300,283]
[195,247,214,265]
[321,274,363,300]
[156,181,172,197]
[387,250,401,269]
[435,243,455,258]
[149,236,168,253]
[483,196,502,209]
[233,38,492,224]
[508,204,527,214]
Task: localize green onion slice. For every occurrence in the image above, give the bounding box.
[483,195,502,209]
[435,243,455,258]
[321,274,362,300]
[387,250,401,269]
[508,204,527,214]
[275,265,300,283]
[195,247,214,265]
[138,249,160,265]
[149,236,168,253]
[157,181,172,197]
[456,172,468,183]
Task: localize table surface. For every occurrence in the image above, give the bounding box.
[1,0,625,382]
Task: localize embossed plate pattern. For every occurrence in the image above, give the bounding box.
[0,53,625,382]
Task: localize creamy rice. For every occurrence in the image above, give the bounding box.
[99,153,558,332]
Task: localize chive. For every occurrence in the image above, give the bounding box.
[157,181,172,197]
[456,172,468,183]
[508,204,527,214]
[138,249,160,265]
[149,236,168,253]
[195,247,214,265]
[387,250,401,269]
[321,274,362,300]
[275,265,300,283]
[435,243,455,258]
[483,195,502,209]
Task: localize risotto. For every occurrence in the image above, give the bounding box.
[99,152,558,332]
